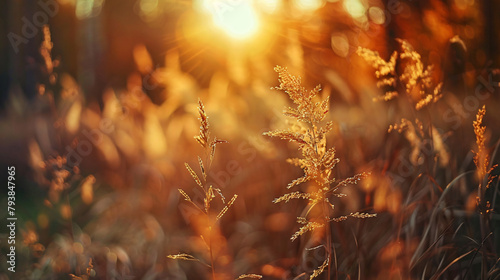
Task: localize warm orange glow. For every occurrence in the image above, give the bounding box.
[455,0,474,9]
[293,0,324,11]
[9,1,500,279]
[199,0,259,39]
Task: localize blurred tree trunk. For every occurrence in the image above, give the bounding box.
[77,14,105,106]
[482,0,500,66]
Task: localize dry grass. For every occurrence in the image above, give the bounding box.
[265,66,375,279]
[1,3,500,280]
[357,39,443,110]
[168,99,260,280]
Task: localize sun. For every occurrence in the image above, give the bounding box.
[199,0,260,39]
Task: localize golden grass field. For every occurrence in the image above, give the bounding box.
[1,0,500,279]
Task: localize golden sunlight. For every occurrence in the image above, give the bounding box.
[7,1,500,279]
[257,0,282,13]
[199,0,259,39]
[293,0,324,11]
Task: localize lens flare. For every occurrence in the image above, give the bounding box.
[200,0,260,39]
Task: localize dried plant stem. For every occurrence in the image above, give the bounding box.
[168,99,255,280]
[209,225,216,280]
[311,121,332,280]
[311,124,319,154]
[472,106,498,277]
[266,66,375,279]
[205,149,217,280]
[322,202,332,280]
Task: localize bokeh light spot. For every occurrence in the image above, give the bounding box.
[368,6,385,25]
[344,0,366,18]
[76,0,104,19]
[331,33,350,57]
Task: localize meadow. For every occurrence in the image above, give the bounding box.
[0,0,500,279]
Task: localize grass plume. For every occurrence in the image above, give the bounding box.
[265,66,375,279]
[357,39,443,110]
[168,99,260,280]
